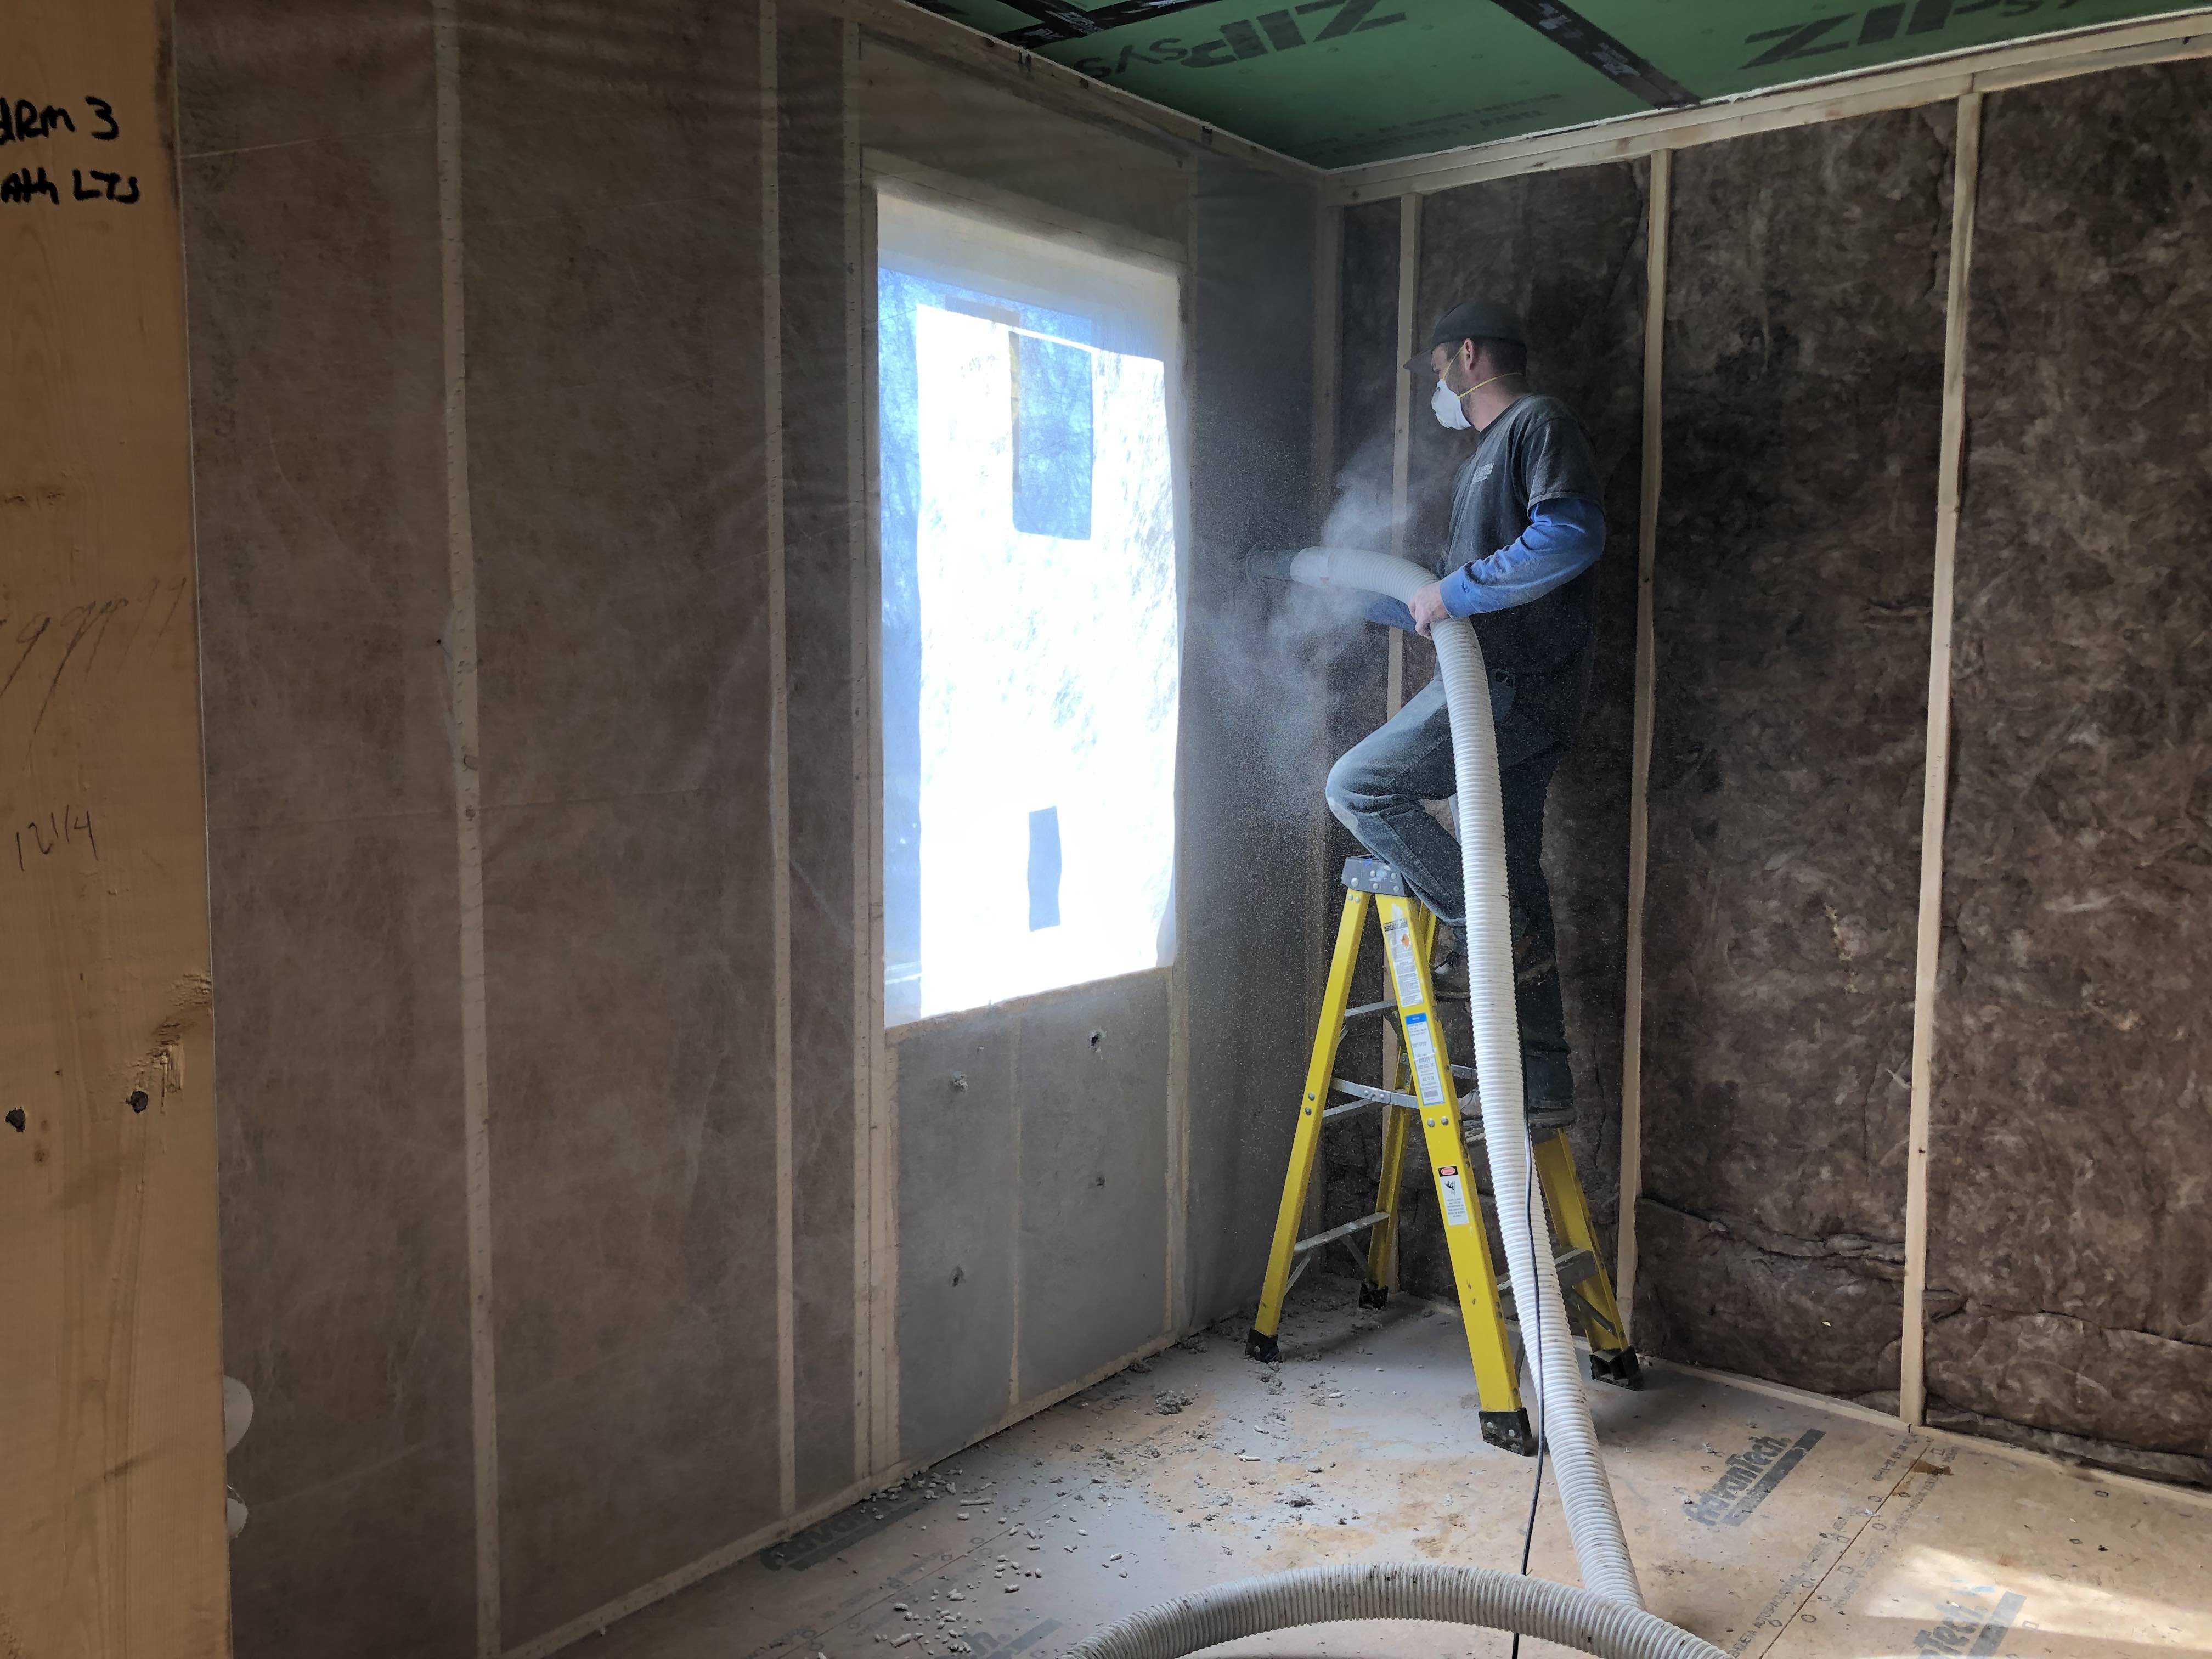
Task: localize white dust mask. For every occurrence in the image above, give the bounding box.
[1430,369,1513,431]
[1431,377,1471,431]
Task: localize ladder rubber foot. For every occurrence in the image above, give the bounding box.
[1589,1347,1644,1390]
[1357,1283,1389,1309]
[1245,1327,1280,1364]
[1481,1409,1538,1457]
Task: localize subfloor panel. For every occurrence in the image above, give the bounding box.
[582,1279,2212,1659]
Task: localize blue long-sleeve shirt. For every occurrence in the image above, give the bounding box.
[1363,495,1607,633]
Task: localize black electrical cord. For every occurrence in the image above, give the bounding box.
[1509,1132,1545,1659]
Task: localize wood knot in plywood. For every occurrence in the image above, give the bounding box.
[127,971,214,1103]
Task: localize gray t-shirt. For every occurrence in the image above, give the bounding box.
[1437,393,1605,680]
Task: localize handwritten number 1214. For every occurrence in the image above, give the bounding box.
[16,806,97,873]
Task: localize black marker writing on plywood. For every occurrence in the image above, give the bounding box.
[0,94,137,206]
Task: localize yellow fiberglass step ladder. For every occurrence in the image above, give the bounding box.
[1244,855,1642,1455]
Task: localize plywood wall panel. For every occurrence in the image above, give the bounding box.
[1,1,229,1653]
[1928,61,2212,1477]
[1638,109,1947,1400]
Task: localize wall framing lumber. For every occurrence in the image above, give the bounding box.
[1167,183,1199,1330]
[1301,200,1342,1239]
[1329,8,2212,200]
[1372,191,1417,1136]
[843,14,878,1492]
[764,0,799,1522]
[860,161,900,1485]
[1166,954,1192,1334]
[1900,93,1983,1435]
[0,0,229,1652]
[1387,194,1417,716]
[1614,146,1668,1341]
[432,3,499,1651]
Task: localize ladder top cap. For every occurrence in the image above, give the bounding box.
[1341,856,1410,897]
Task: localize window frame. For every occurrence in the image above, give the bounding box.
[862,154,1193,1039]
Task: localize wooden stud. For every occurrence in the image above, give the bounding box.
[1901,92,1983,1434]
[1165,952,1191,1334]
[1329,8,2212,201]
[1007,1012,1025,1414]
[1615,147,1668,1343]
[1165,193,1198,1338]
[1388,194,1418,721]
[432,3,502,1650]
[843,13,877,1493]
[1308,199,1345,545]
[1373,193,1418,1200]
[1302,197,1342,1240]
[859,142,902,1479]
[762,0,799,1521]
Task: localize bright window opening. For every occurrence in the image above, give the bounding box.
[877,188,1183,1026]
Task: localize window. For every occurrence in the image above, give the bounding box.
[876,186,1183,1026]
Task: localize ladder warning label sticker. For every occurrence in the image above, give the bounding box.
[1402,1011,1446,1106]
[1435,1165,1472,1228]
[1383,916,1425,1010]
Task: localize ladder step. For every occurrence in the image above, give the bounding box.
[1494,1249,1600,1319]
[1342,999,1396,1022]
[1293,1210,1390,1255]
[1554,1248,1598,1285]
[1328,1077,1419,1113]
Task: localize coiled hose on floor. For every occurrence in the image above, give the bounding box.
[1068,1565,1725,1659]
[1286,545,1641,1611]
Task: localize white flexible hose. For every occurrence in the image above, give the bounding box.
[1068,1565,1724,1659]
[1288,546,1644,1609]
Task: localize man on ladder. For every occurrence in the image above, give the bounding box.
[1333,298,1609,1108]
[1244,299,1635,1454]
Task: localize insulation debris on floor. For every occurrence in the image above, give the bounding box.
[582,1279,2212,1658]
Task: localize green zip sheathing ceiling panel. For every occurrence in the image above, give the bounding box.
[905,0,2206,165]
[1571,0,2204,100]
[1037,4,1643,169]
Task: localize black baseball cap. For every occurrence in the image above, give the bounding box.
[1406,299,1525,370]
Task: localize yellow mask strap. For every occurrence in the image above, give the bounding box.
[1454,370,1513,401]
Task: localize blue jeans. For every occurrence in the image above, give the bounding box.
[1325,669,1577,1109]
